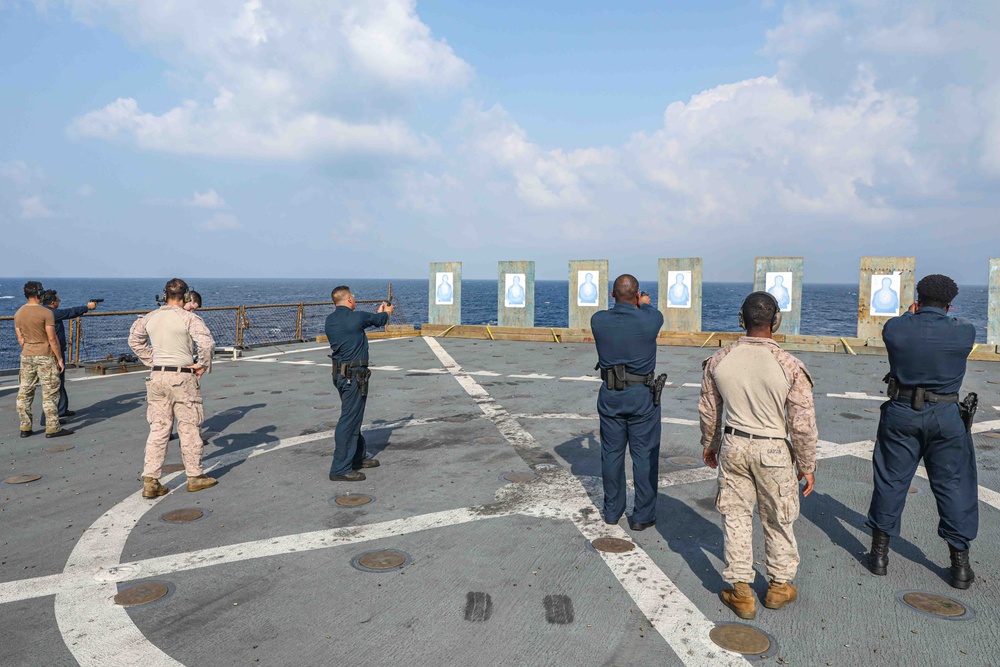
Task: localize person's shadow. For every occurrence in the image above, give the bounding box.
[55,390,146,430]
[204,425,280,478]
[361,413,420,458]
[203,402,266,438]
[801,491,948,582]
[654,494,728,595]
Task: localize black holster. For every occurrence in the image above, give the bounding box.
[331,357,371,397]
[645,373,669,407]
[959,392,978,431]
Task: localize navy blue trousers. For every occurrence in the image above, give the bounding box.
[598,385,661,524]
[329,376,369,477]
[866,400,979,551]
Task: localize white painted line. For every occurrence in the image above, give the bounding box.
[279,360,316,365]
[993,406,1000,412]
[973,419,1000,434]
[405,368,448,374]
[466,370,502,377]
[558,375,601,382]
[369,365,402,371]
[826,392,884,401]
[682,383,701,388]
[423,337,745,667]
[510,412,699,427]
[241,358,277,363]
[508,373,555,380]
[243,345,329,359]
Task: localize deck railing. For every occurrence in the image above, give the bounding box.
[0,285,404,373]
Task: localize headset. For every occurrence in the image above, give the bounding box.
[23,281,44,299]
[738,291,782,333]
[156,279,191,306]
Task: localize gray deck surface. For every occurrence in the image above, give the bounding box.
[1,336,998,666]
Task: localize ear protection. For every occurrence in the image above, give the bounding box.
[738,291,782,333]
[159,280,190,305]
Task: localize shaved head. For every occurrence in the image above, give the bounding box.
[332,285,352,304]
[612,274,639,303]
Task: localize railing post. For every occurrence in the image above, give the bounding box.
[295,304,304,341]
[74,317,82,364]
[235,306,245,347]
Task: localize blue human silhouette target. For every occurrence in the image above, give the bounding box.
[577,271,599,307]
[505,273,526,308]
[666,270,691,308]
[870,274,901,316]
[766,272,793,312]
[435,272,454,305]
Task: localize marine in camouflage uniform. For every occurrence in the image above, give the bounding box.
[698,291,818,619]
[13,281,70,437]
[128,279,217,498]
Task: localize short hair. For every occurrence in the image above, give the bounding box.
[187,290,202,307]
[164,278,188,300]
[23,281,43,299]
[331,285,351,304]
[612,274,638,302]
[41,289,58,305]
[917,274,958,308]
[742,292,778,330]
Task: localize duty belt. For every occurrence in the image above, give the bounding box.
[884,373,959,411]
[331,358,371,397]
[152,366,195,374]
[595,363,669,406]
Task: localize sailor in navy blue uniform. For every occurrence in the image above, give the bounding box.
[591,274,664,531]
[41,290,97,421]
[865,274,978,589]
[325,286,392,482]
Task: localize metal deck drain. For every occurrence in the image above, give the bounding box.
[591,537,635,553]
[44,444,74,452]
[667,456,703,468]
[351,549,411,573]
[475,436,504,445]
[161,463,185,473]
[114,582,173,607]
[160,508,206,524]
[331,494,374,507]
[709,623,774,655]
[4,474,42,485]
[897,591,974,620]
[500,472,538,484]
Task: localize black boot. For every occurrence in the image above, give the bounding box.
[868,529,890,576]
[949,545,975,590]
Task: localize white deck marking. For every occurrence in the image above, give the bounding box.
[466,370,502,377]
[682,383,702,388]
[423,337,746,667]
[510,412,699,427]
[279,360,316,365]
[558,375,601,382]
[405,368,449,374]
[508,373,555,379]
[826,392,885,401]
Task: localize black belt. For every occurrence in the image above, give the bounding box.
[892,388,959,405]
[598,367,652,388]
[152,366,195,374]
[724,426,781,440]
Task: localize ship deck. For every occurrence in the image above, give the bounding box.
[1,336,999,667]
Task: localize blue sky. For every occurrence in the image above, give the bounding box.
[1,1,998,282]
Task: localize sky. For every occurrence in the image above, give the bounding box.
[0,0,998,282]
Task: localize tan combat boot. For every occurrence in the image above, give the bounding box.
[142,477,169,499]
[720,582,756,619]
[763,581,797,610]
[187,475,218,492]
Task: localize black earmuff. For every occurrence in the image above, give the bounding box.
[738,291,782,333]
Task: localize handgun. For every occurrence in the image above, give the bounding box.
[90,298,104,304]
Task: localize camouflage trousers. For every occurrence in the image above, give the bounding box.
[716,434,801,584]
[143,371,205,479]
[17,356,61,434]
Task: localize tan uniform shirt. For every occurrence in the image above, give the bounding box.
[128,306,215,371]
[699,337,818,474]
[14,304,56,358]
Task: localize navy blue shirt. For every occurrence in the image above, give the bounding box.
[591,303,663,375]
[883,307,976,395]
[325,306,389,364]
[49,304,89,353]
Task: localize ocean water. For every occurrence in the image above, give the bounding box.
[0,277,990,341]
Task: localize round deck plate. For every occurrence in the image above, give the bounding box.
[500,472,538,484]
[667,456,703,468]
[4,474,42,485]
[591,537,635,554]
[114,582,171,607]
[898,591,973,620]
[709,623,771,655]
[160,508,205,523]
[161,463,185,473]
[44,444,75,452]
[475,436,504,445]
[352,549,411,573]
[331,494,374,507]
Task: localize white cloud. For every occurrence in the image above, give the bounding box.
[63,0,470,160]
[19,195,54,219]
[764,4,841,55]
[0,160,43,186]
[201,212,240,231]
[77,184,95,196]
[186,189,226,209]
